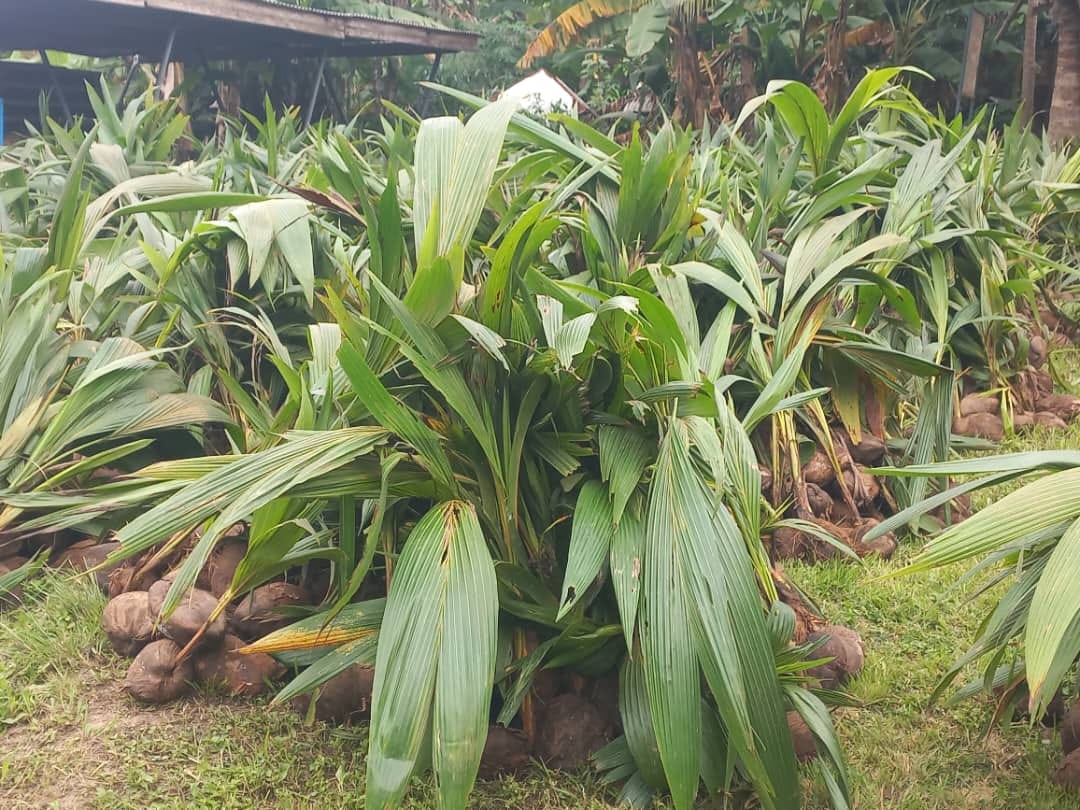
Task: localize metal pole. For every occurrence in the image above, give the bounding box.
[303,51,328,128]
[155,27,178,99]
[38,50,73,123]
[117,56,140,110]
[419,52,442,117]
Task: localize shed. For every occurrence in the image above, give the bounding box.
[0,0,477,132]
[0,0,477,61]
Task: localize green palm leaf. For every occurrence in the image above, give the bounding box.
[366,501,498,810]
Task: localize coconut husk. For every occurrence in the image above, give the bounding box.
[124,639,192,704]
[806,483,834,519]
[773,569,823,643]
[802,450,835,487]
[230,582,310,640]
[1063,700,1080,755]
[103,591,157,657]
[1014,368,1055,412]
[193,634,284,697]
[1053,748,1080,790]
[1028,335,1048,368]
[533,693,613,770]
[771,519,854,563]
[147,579,225,647]
[846,432,887,466]
[199,538,247,598]
[0,557,26,610]
[53,540,122,592]
[787,711,816,761]
[0,555,29,571]
[759,464,774,498]
[1037,394,1080,423]
[959,393,1000,417]
[1035,411,1069,430]
[829,498,858,527]
[291,663,374,724]
[0,535,23,559]
[953,413,1004,441]
[105,565,152,604]
[853,518,897,560]
[805,625,864,690]
[1013,411,1035,430]
[838,465,881,509]
[478,726,532,779]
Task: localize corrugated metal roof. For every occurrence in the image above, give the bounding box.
[0,0,478,59]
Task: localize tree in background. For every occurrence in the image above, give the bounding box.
[1050,0,1080,142]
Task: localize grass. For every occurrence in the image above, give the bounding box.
[3,428,1080,808]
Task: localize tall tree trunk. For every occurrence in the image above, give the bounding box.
[1021,0,1037,124]
[671,17,705,128]
[1049,0,1080,142]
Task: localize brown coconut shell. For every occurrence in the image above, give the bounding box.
[0,535,23,559]
[1028,335,1048,368]
[147,579,225,647]
[805,625,864,690]
[478,726,532,779]
[839,465,881,507]
[806,483,834,519]
[1013,411,1035,430]
[1062,700,1080,755]
[953,413,1004,441]
[193,634,284,697]
[802,450,835,487]
[787,711,816,761]
[124,639,192,703]
[102,591,157,657]
[854,518,897,560]
[0,555,29,571]
[291,663,374,724]
[1053,748,1080,790]
[847,433,887,466]
[959,393,1000,416]
[1037,394,1080,422]
[759,464,774,498]
[230,582,310,640]
[53,540,122,592]
[533,693,613,770]
[198,538,247,598]
[1034,411,1068,430]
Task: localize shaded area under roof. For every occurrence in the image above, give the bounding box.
[0,0,478,60]
[0,62,97,127]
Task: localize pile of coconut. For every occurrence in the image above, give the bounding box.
[96,537,310,703]
[953,333,1080,440]
[764,425,917,565]
[13,527,861,780]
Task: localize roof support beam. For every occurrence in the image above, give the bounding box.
[155,26,177,99]
[302,50,327,129]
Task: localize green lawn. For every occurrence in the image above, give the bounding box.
[2,427,1079,809]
